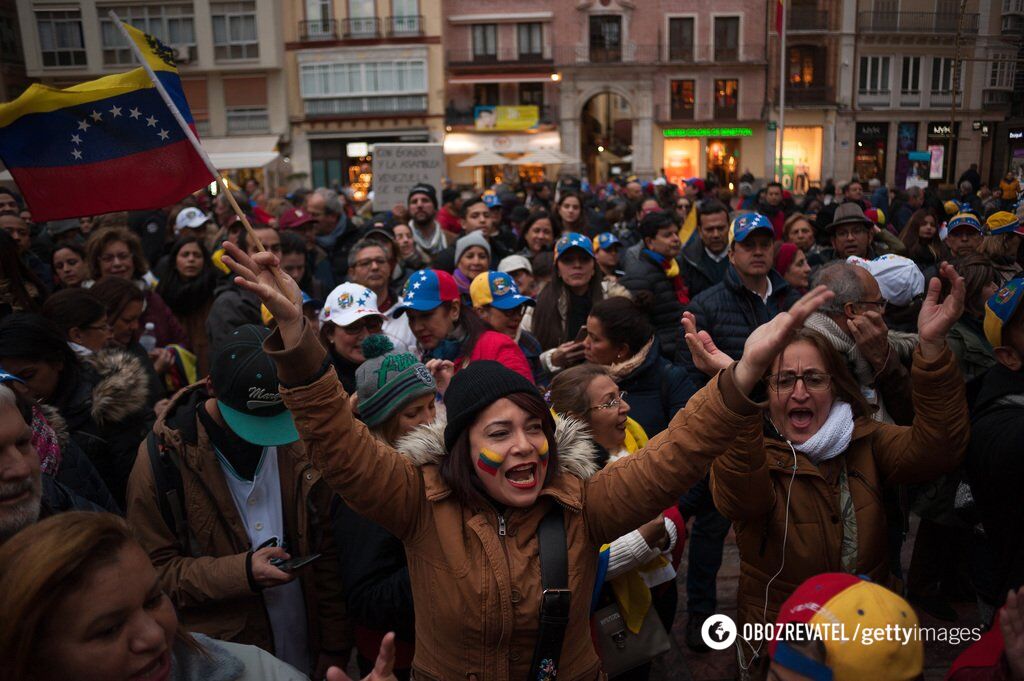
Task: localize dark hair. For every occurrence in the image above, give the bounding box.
[460,195,487,218]
[531,251,554,281]
[86,227,148,281]
[40,288,107,337]
[697,199,729,225]
[899,208,948,264]
[279,230,306,256]
[453,304,492,363]
[549,363,611,418]
[638,211,674,240]
[90,276,145,325]
[0,231,44,314]
[0,187,20,207]
[951,254,998,319]
[518,211,555,252]
[532,258,603,351]
[767,181,783,191]
[589,295,654,357]
[51,241,87,273]
[0,313,81,401]
[551,192,585,233]
[155,234,217,317]
[769,329,873,420]
[439,390,557,508]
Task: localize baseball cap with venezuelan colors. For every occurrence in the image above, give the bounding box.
[729,212,774,244]
[393,269,460,315]
[986,210,1024,236]
[593,232,621,251]
[554,232,594,260]
[319,283,381,329]
[984,277,1024,348]
[469,271,535,310]
[769,573,922,681]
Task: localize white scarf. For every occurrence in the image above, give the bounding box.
[793,401,854,465]
[410,219,444,253]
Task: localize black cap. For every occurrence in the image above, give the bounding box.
[443,361,540,451]
[209,325,299,446]
[442,188,460,205]
[408,183,438,208]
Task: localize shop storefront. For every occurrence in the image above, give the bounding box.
[854,122,888,181]
[926,122,959,185]
[779,126,822,194]
[311,133,430,200]
[894,122,919,189]
[661,126,753,190]
[443,131,562,186]
[1008,128,1024,176]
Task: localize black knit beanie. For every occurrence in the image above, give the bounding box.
[443,361,539,451]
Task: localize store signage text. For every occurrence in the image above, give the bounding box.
[929,123,956,137]
[1009,130,1024,140]
[663,127,753,138]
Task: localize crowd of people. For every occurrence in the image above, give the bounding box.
[2,167,1024,681]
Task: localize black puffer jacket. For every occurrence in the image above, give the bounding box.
[680,237,729,299]
[674,266,799,387]
[619,251,686,359]
[608,337,696,437]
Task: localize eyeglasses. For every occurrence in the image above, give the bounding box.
[852,298,887,312]
[589,391,628,411]
[834,226,868,239]
[353,257,388,269]
[766,372,832,392]
[339,316,383,335]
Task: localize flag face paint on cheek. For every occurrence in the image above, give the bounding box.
[539,438,549,465]
[476,447,505,476]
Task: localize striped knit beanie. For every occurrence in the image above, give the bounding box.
[355,335,436,427]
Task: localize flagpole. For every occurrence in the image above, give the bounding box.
[777,1,786,182]
[109,10,265,252]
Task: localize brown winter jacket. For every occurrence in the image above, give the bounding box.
[125,383,351,661]
[710,345,969,653]
[265,320,763,681]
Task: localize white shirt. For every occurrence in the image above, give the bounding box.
[217,447,310,674]
[750,277,773,305]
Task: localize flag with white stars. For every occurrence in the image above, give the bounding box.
[0,22,213,221]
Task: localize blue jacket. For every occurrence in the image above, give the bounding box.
[615,337,697,437]
[619,251,687,360]
[675,266,799,387]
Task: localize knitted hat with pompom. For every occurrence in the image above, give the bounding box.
[355,335,436,427]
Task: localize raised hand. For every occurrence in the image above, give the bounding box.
[917,261,964,359]
[327,632,398,681]
[1002,587,1024,680]
[847,310,891,373]
[681,312,733,376]
[221,241,303,346]
[733,286,834,395]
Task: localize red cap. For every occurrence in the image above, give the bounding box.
[279,207,316,230]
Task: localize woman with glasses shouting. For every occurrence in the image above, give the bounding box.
[681,262,971,679]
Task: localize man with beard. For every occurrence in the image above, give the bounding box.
[407,183,452,257]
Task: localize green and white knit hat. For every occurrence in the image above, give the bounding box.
[355,334,436,427]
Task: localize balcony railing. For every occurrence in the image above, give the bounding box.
[930,90,954,107]
[857,11,979,33]
[857,88,891,107]
[305,94,427,117]
[984,89,1013,106]
[447,48,552,67]
[656,103,695,121]
[788,13,829,31]
[299,19,338,41]
[552,44,662,65]
[899,88,921,107]
[714,104,738,120]
[387,15,423,35]
[783,84,834,104]
[342,17,380,38]
[444,104,558,127]
[667,43,694,62]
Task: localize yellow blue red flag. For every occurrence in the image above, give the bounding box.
[0,22,213,221]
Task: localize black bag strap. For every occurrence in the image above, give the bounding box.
[528,505,571,681]
[146,431,192,555]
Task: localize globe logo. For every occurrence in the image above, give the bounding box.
[700,614,738,650]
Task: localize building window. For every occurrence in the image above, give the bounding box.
[931,57,959,93]
[299,59,428,116]
[519,82,543,106]
[226,107,269,133]
[99,5,196,66]
[670,79,695,119]
[788,46,817,87]
[390,0,419,35]
[589,15,621,63]
[714,79,738,119]
[211,1,258,61]
[858,56,890,94]
[901,56,920,93]
[517,23,543,59]
[990,53,1015,88]
[347,0,377,37]
[473,83,498,106]
[472,24,497,60]
[36,10,86,67]
[668,17,693,62]
[714,16,739,62]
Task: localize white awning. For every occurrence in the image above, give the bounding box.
[201,135,281,170]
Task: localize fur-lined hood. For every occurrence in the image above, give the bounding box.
[395,414,601,480]
[84,349,151,428]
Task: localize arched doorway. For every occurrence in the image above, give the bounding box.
[579,91,633,184]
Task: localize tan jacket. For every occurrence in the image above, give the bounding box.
[266,321,761,681]
[710,346,969,644]
[125,384,351,660]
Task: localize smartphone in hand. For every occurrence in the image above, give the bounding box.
[270,553,322,572]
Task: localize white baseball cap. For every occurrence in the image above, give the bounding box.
[175,207,211,234]
[319,283,383,329]
[497,254,533,275]
[846,254,925,307]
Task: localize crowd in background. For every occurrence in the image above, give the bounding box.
[2,163,1024,681]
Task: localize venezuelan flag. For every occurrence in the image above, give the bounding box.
[0,22,213,221]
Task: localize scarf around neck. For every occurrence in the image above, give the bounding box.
[642,248,689,304]
[793,400,854,465]
[410,219,444,253]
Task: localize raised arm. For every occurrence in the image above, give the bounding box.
[585,287,834,544]
[222,243,426,540]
